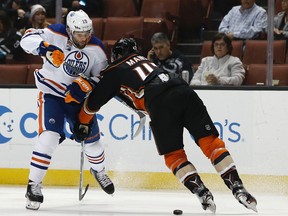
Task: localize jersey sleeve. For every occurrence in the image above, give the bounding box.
[20,28,51,55]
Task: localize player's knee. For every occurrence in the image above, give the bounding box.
[84,139,104,156]
[198,135,227,162]
[164,149,188,173]
[35,130,61,155]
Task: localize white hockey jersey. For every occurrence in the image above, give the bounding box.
[20,24,108,98]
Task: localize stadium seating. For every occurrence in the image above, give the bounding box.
[91,17,104,39]
[242,40,286,65]
[0,65,28,84]
[102,0,138,17]
[243,64,288,86]
[102,16,144,42]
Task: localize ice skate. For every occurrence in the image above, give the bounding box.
[25,180,43,210]
[232,181,257,212]
[185,174,216,213]
[90,168,115,194]
[197,189,216,213]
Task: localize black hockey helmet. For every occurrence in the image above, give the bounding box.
[111,38,138,61]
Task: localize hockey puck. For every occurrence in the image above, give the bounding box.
[173,209,183,215]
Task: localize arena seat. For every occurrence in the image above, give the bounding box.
[140,0,180,42]
[243,64,288,86]
[275,0,282,14]
[102,17,144,42]
[103,0,138,17]
[91,17,104,39]
[0,64,28,84]
[242,40,286,65]
[273,64,288,86]
[242,64,266,86]
[102,16,144,62]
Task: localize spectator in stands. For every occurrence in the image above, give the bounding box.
[23,4,50,32]
[1,0,29,34]
[274,0,288,40]
[0,10,24,63]
[147,32,194,82]
[25,1,55,18]
[218,0,267,40]
[190,33,245,86]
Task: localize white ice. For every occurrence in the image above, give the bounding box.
[0,186,287,216]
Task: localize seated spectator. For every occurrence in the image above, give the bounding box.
[274,0,288,40]
[25,4,50,30]
[190,33,245,86]
[218,0,267,40]
[1,0,29,34]
[147,32,194,82]
[0,10,24,63]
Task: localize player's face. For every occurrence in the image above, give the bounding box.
[152,41,172,60]
[213,39,228,58]
[72,31,91,49]
[241,0,255,9]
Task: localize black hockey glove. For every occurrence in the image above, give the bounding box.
[73,121,93,142]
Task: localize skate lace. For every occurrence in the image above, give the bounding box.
[96,171,112,187]
[29,182,43,196]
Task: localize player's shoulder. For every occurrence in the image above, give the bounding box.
[46,23,68,37]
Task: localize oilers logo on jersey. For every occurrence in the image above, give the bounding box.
[64,51,90,76]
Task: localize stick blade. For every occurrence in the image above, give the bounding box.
[132,115,146,138]
[79,184,89,201]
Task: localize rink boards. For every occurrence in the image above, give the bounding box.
[0,88,288,192]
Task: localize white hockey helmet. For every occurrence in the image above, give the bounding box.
[66,10,93,48]
[66,10,93,49]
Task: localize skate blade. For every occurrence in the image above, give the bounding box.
[207,200,216,213]
[26,199,41,210]
[202,199,216,213]
[238,195,258,212]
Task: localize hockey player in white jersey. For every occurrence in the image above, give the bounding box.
[20,10,114,210]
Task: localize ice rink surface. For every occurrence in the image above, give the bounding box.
[1,186,287,216]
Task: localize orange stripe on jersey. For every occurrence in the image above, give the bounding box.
[38,92,44,134]
[43,78,66,90]
[120,85,146,111]
[32,156,50,165]
[86,131,100,141]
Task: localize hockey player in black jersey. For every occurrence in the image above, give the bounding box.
[68,38,257,213]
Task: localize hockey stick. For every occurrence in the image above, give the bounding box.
[114,96,146,138]
[62,62,89,200]
[79,140,89,201]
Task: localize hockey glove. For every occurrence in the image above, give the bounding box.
[65,74,97,104]
[73,121,93,142]
[38,41,64,68]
